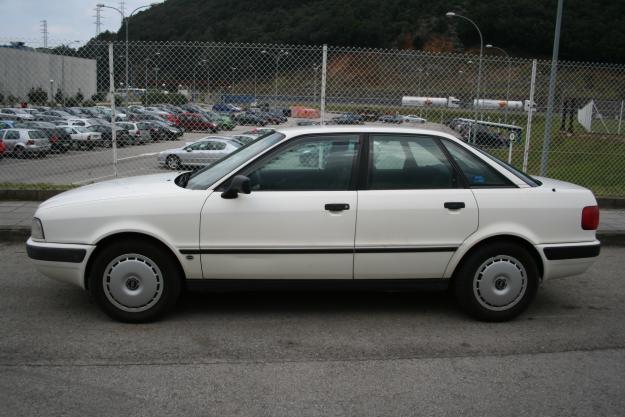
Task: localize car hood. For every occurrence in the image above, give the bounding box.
[39,172,182,209]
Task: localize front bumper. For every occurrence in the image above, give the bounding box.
[538,240,601,280]
[26,238,96,289]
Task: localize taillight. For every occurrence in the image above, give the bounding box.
[26,139,35,145]
[50,135,58,143]
[581,206,599,230]
[135,131,141,136]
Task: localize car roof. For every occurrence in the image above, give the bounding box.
[273,125,460,141]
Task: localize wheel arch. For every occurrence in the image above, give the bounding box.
[84,231,186,290]
[449,234,544,283]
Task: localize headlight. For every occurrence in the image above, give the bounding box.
[31,217,45,241]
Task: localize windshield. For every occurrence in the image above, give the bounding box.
[74,126,88,133]
[186,132,285,190]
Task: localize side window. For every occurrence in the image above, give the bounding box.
[6,130,20,140]
[245,135,359,191]
[369,135,457,189]
[443,140,513,187]
[28,130,45,139]
[187,142,209,151]
[205,141,226,151]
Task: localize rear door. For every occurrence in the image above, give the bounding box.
[354,133,478,279]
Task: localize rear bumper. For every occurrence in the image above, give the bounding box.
[26,238,95,289]
[538,241,601,280]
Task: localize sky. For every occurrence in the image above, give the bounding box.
[0,0,164,47]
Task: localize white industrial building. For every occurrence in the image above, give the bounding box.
[0,45,97,102]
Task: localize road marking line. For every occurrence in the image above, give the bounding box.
[116,152,158,161]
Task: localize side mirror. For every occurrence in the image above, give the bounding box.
[221,175,251,199]
[186,148,192,152]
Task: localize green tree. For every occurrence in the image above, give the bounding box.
[28,87,49,105]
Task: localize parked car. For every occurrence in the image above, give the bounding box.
[34,114,65,123]
[41,110,73,119]
[26,126,601,323]
[17,122,71,153]
[178,113,218,132]
[378,115,404,124]
[0,135,5,157]
[229,134,260,145]
[59,126,103,150]
[402,115,427,124]
[158,137,240,170]
[331,113,364,125]
[296,120,320,126]
[105,123,146,145]
[358,109,381,121]
[86,124,132,147]
[0,108,35,120]
[0,120,17,129]
[212,103,242,113]
[459,124,508,148]
[151,120,183,140]
[0,128,51,157]
[232,113,267,126]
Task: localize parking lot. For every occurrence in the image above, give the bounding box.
[1,242,624,416]
[0,118,452,185]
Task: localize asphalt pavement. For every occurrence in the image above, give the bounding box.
[1,242,624,416]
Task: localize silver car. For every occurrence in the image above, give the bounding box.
[158,137,240,170]
[0,128,51,157]
[117,122,152,144]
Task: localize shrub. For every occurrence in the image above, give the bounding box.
[28,87,49,105]
[91,92,106,102]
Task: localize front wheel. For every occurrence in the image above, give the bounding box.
[88,239,182,322]
[453,242,539,322]
[166,155,181,170]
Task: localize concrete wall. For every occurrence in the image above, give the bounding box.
[0,47,97,101]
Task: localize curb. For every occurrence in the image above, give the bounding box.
[0,189,66,201]
[2,226,624,246]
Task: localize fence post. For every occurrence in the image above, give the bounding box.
[618,100,624,135]
[523,59,538,173]
[320,44,327,125]
[108,43,118,178]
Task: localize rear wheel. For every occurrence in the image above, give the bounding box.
[13,146,25,159]
[166,155,181,170]
[88,239,182,322]
[453,241,539,322]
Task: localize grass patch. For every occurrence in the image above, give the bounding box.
[0,183,77,191]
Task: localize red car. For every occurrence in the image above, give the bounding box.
[178,112,217,132]
[165,113,181,127]
[0,136,5,156]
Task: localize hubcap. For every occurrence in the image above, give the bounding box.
[473,255,527,311]
[103,254,163,313]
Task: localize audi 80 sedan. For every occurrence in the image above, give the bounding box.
[26,126,600,322]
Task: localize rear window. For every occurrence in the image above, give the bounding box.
[28,130,45,139]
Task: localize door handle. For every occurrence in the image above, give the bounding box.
[325,203,350,212]
[444,202,465,210]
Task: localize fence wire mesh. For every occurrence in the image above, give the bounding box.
[0,38,624,196]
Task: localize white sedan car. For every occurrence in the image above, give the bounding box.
[27,126,601,323]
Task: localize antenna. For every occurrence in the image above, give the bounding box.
[40,20,48,48]
[94,5,103,36]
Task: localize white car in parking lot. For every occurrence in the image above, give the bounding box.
[27,126,600,323]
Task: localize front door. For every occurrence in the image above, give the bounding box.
[199,133,361,279]
[354,133,479,279]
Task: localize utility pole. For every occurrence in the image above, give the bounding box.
[40,20,48,48]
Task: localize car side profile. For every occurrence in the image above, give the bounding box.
[158,137,240,169]
[26,126,600,323]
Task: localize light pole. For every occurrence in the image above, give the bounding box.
[49,79,54,103]
[446,12,483,143]
[486,44,512,125]
[97,3,155,104]
[192,59,207,102]
[261,49,289,106]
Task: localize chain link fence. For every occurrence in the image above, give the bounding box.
[0,38,624,196]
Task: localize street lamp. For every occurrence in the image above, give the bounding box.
[55,40,80,107]
[446,11,483,143]
[97,3,155,104]
[261,49,289,105]
[486,44,512,125]
[49,79,54,103]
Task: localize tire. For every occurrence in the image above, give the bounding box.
[453,241,539,322]
[166,155,181,170]
[13,146,25,159]
[88,239,182,322]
